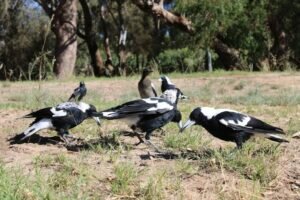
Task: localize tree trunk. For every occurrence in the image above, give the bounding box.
[212,38,242,70]
[52,0,78,79]
[101,0,114,75]
[78,0,106,76]
[117,0,128,76]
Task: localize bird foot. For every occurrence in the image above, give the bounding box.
[144,140,165,153]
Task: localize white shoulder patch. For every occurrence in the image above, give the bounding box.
[50,107,67,117]
[143,98,159,104]
[201,107,243,120]
[147,102,173,111]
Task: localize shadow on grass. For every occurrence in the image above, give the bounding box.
[8,134,63,145]
[140,148,215,160]
[65,135,121,152]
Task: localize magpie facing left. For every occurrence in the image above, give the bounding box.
[180,107,289,148]
[10,102,100,144]
[68,81,87,102]
[93,89,183,152]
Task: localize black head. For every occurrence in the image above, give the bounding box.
[189,107,202,123]
[159,76,176,92]
[142,68,153,77]
[84,103,100,126]
[180,107,202,132]
[172,109,183,129]
[80,81,85,87]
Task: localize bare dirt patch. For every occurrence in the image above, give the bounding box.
[0,72,299,199]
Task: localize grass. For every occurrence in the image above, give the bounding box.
[111,162,138,195]
[0,72,299,199]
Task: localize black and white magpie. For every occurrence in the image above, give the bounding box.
[159,76,187,100]
[138,68,157,98]
[68,81,87,102]
[93,89,183,152]
[180,107,289,148]
[10,102,100,144]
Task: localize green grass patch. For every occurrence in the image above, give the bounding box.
[111,162,138,195]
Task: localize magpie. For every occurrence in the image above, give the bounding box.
[138,68,157,98]
[93,89,183,152]
[10,102,100,144]
[180,107,289,149]
[159,76,188,100]
[68,81,87,102]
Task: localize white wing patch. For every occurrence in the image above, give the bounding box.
[219,116,251,127]
[50,107,67,117]
[201,107,243,120]
[147,102,173,111]
[102,111,118,118]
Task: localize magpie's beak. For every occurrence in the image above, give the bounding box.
[93,117,101,126]
[180,95,188,100]
[158,77,162,82]
[178,120,183,130]
[180,119,196,133]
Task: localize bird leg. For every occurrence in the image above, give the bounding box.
[144,139,169,154]
[133,132,145,146]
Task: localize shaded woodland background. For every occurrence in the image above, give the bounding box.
[0,0,299,80]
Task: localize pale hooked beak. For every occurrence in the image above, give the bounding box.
[180,119,196,133]
[178,120,183,130]
[180,95,188,100]
[158,77,162,82]
[93,117,101,126]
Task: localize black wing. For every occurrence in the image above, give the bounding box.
[217,111,284,134]
[98,97,174,119]
[23,107,53,119]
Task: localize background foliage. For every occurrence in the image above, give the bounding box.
[0,0,299,80]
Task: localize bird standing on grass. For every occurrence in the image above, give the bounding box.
[180,107,289,149]
[9,102,100,145]
[93,89,183,152]
[159,76,188,100]
[138,68,157,98]
[68,81,87,102]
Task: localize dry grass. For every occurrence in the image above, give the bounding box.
[0,72,299,199]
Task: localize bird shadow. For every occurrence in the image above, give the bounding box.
[8,134,63,145]
[140,148,215,160]
[65,135,121,152]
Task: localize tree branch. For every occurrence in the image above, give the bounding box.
[132,0,194,33]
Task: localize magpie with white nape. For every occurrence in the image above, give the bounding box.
[9,102,100,145]
[180,107,289,149]
[138,68,157,98]
[92,90,183,152]
[68,81,87,102]
[159,76,187,100]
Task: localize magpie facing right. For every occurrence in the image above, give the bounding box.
[159,76,188,100]
[9,102,100,145]
[68,81,87,102]
[180,107,289,149]
[93,89,183,152]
